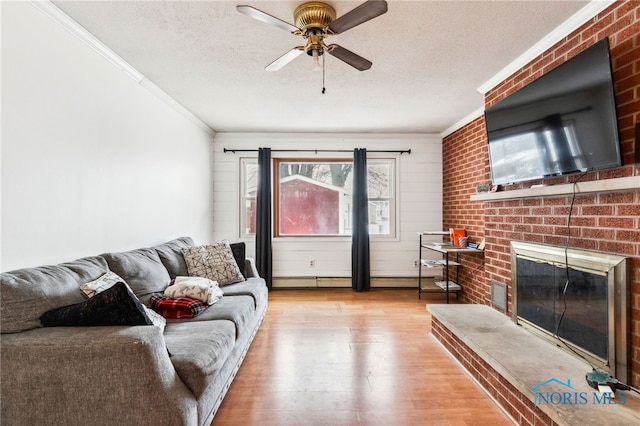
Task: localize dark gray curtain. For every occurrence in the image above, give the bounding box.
[256,148,272,289]
[351,148,370,291]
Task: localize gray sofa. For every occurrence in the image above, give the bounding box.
[0,237,267,426]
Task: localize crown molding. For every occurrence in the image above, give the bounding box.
[29,0,144,82]
[441,0,616,137]
[441,107,484,138]
[477,0,616,95]
[29,0,215,136]
[139,78,215,136]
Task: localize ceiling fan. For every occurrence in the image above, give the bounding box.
[237,0,388,72]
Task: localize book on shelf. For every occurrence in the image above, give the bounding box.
[421,259,443,267]
[433,242,453,247]
[422,259,460,267]
[449,228,466,246]
[434,281,461,291]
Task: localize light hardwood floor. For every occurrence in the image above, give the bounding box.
[211,289,515,426]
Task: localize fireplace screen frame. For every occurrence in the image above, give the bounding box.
[511,241,630,381]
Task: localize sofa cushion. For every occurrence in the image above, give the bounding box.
[182,242,245,286]
[0,256,110,333]
[153,237,194,278]
[221,277,268,310]
[41,282,154,327]
[103,247,170,307]
[170,295,256,339]
[164,320,236,397]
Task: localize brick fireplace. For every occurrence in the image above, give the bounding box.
[441,0,640,397]
[428,304,639,426]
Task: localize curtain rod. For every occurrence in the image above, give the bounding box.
[223,148,411,154]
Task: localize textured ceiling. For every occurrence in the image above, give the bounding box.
[52,0,590,134]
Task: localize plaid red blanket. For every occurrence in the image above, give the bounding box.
[150,294,208,318]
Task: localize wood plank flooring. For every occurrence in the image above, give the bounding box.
[211,289,515,426]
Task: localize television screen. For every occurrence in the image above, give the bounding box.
[485,38,621,185]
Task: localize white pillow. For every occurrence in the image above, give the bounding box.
[80,272,166,330]
[80,271,123,298]
[164,276,223,305]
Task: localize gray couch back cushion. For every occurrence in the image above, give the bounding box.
[0,256,110,333]
[103,247,170,307]
[153,237,194,278]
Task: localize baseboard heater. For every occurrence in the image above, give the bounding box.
[272,277,418,289]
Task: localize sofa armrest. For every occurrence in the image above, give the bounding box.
[1,326,197,426]
[245,257,261,279]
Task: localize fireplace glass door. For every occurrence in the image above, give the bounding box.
[511,240,629,381]
[516,257,608,361]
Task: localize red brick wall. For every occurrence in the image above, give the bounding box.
[443,117,490,303]
[442,1,640,387]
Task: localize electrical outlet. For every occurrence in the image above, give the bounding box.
[309,260,315,268]
[413,260,419,268]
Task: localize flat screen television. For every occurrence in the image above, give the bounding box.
[484,37,622,186]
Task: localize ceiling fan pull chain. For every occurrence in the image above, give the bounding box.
[322,53,326,94]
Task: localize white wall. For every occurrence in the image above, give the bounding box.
[213,133,443,279]
[1,2,215,271]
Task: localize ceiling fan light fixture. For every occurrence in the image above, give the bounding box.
[312,49,321,71]
[238,1,387,72]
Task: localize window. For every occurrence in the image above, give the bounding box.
[366,159,395,236]
[240,158,257,238]
[240,157,396,238]
[275,159,352,237]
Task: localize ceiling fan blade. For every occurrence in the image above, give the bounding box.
[327,45,372,71]
[328,0,388,34]
[265,47,305,72]
[237,5,300,33]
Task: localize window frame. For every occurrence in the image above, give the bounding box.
[364,157,397,239]
[239,158,258,239]
[239,155,398,240]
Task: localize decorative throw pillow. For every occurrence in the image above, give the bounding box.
[79,272,166,330]
[182,242,245,286]
[165,276,223,305]
[41,282,153,327]
[229,242,247,279]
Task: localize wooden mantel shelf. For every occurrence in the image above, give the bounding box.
[470,175,640,202]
